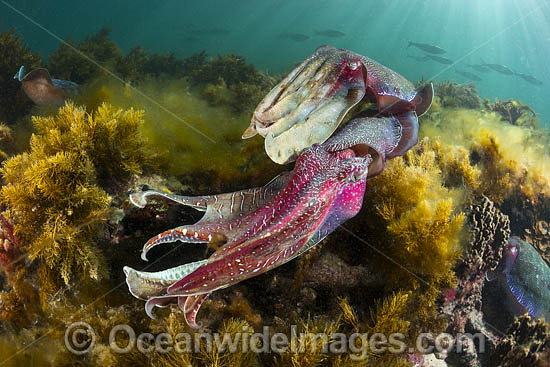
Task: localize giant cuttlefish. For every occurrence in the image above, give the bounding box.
[500,237,550,321]
[14,66,79,106]
[124,45,433,328]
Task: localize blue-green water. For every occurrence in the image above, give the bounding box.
[2,0,550,123]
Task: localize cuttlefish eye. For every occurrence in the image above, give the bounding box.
[346,59,360,70]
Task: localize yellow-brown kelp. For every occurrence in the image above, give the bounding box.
[0,102,152,309]
[80,78,281,191]
[483,98,538,128]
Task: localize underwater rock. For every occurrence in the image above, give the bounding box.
[441,197,510,365]
[303,251,378,290]
[525,220,550,265]
[500,237,550,320]
[13,66,79,106]
[491,314,550,367]
[243,45,433,165]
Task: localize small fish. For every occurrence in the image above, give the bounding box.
[455,70,482,82]
[278,32,310,42]
[14,65,79,106]
[465,63,491,73]
[480,59,515,75]
[407,41,446,54]
[501,237,550,321]
[425,55,453,65]
[315,29,345,38]
[407,54,431,62]
[515,72,543,86]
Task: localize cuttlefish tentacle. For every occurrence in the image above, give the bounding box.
[127,143,373,326]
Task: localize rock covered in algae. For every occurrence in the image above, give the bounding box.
[525,220,550,265]
[483,98,538,128]
[491,314,550,366]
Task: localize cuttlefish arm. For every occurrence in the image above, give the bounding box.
[123,260,209,328]
[127,146,371,326]
[126,112,418,329]
[131,172,292,260]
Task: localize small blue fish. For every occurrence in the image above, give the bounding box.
[14,65,79,106]
[501,237,550,321]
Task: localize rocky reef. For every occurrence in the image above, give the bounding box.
[0,28,549,367]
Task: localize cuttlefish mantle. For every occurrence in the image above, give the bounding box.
[14,65,79,106]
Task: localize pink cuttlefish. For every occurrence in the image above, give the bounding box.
[124,45,432,329]
[124,111,419,328]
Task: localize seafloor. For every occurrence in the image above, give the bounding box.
[0,27,549,367]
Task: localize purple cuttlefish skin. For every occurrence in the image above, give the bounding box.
[14,65,79,106]
[124,111,418,329]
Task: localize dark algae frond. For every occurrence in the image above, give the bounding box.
[0,27,41,123]
[483,97,538,128]
[48,26,121,84]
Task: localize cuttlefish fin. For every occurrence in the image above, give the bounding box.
[22,68,54,85]
[20,68,65,105]
[411,82,434,116]
[386,111,419,159]
[13,65,24,81]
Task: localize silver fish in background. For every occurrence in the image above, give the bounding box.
[407,54,431,62]
[425,54,453,65]
[479,59,515,75]
[278,32,310,42]
[501,236,550,321]
[315,29,346,38]
[465,62,492,73]
[14,65,79,106]
[515,72,543,86]
[407,41,446,54]
[455,69,482,82]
